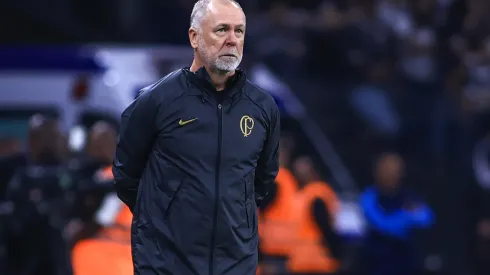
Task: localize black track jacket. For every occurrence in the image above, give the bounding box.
[113,67,280,275]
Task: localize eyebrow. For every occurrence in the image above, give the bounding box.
[215,23,245,28]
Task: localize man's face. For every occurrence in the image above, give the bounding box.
[376,154,403,192]
[191,1,246,72]
[86,131,116,164]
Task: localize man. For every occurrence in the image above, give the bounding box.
[0,137,25,273]
[68,121,119,244]
[359,152,433,275]
[72,127,133,275]
[259,134,298,274]
[6,114,74,275]
[287,156,341,275]
[112,0,280,274]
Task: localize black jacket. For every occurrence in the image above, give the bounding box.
[113,67,280,275]
[6,163,75,275]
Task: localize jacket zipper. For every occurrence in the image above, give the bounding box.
[209,103,222,275]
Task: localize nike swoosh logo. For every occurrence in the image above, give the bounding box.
[179,118,198,126]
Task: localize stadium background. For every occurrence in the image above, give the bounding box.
[0,0,489,274]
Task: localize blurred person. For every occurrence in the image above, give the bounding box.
[0,137,27,273]
[399,25,439,89]
[0,137,22,275]
[303,1,357,80]
[359,152,434,275]
[68,121,118,244]
[259,134,298,274]
[350,54,401,141]
[86,121,117,172]
[74,121,119,177]
[0,137,26,200]
[72,157,133,275]
[378,0,414,39]
[24,114,65,164]
[0,137,22,156]
[470,133,490,275]
[395,0,441,142]
[5,114,74,275]
[286,156,341,275]
[112,0,280,274]
[246,1,307,78]
[350,0,397,57]
[462,0,490,35]
[462,35,490,134]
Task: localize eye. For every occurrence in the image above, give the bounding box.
[236,29,244,34]
[217,28,226,33]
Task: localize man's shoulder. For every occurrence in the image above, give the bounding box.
[137,69,187,101]
[243,80,279,116]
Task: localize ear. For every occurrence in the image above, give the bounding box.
[189,28,199,49]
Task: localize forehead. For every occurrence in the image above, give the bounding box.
[204,2,245,27]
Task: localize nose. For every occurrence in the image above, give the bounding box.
[225,32,238,46]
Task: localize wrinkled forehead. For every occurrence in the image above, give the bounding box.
[203,1,246,28]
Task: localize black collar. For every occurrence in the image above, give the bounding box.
[183,67,246,101]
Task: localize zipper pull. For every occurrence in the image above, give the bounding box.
[218,104,222,110]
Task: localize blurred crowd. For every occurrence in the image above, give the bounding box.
[5,0,488,184]
[0,113,437,275]
[0,115,122,275]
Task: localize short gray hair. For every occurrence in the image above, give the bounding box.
[190,0,243,31]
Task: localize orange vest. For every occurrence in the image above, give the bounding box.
[286,181,340,273]
[72,166,133,275]
[259,167,298,256]
[96,165,114,182]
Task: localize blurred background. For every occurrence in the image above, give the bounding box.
[0,0,489,274]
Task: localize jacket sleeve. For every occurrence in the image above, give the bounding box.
[409,204,435,228]
[254,106,280,207]
[359,188,413,238]
[312,199,341,259]
[112,90,157,212]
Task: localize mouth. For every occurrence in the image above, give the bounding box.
[221,54,236,58]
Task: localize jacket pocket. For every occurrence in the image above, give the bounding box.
[242,169,256,229]
[158,164,188,221]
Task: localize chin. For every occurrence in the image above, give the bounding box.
[213,65,237,72]
[218,62,241,71]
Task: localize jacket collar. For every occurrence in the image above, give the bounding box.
[183,66,246,101]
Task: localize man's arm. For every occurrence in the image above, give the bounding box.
[112,90,157,212]
[254,107,280,207]
[258,182,277,212]
[360,188,412,237]
[312,198,341,259]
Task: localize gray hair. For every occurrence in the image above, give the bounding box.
[190,0,243,31]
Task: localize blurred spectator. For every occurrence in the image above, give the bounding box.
[247,1,307,78]
[470,133,490,275]
[5,114,74,275]
[0,137,26,200]
[259,134,298,274]
[71,154,132,275]
[350,54,401,143]
[302,1,360,81]
[287,156,341,275]
[279,133,296,168]
[359,152,434,275]
[68,121,118,244]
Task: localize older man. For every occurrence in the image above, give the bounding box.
[112,0,280,274]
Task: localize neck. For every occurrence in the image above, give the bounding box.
[190,59,235,91]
